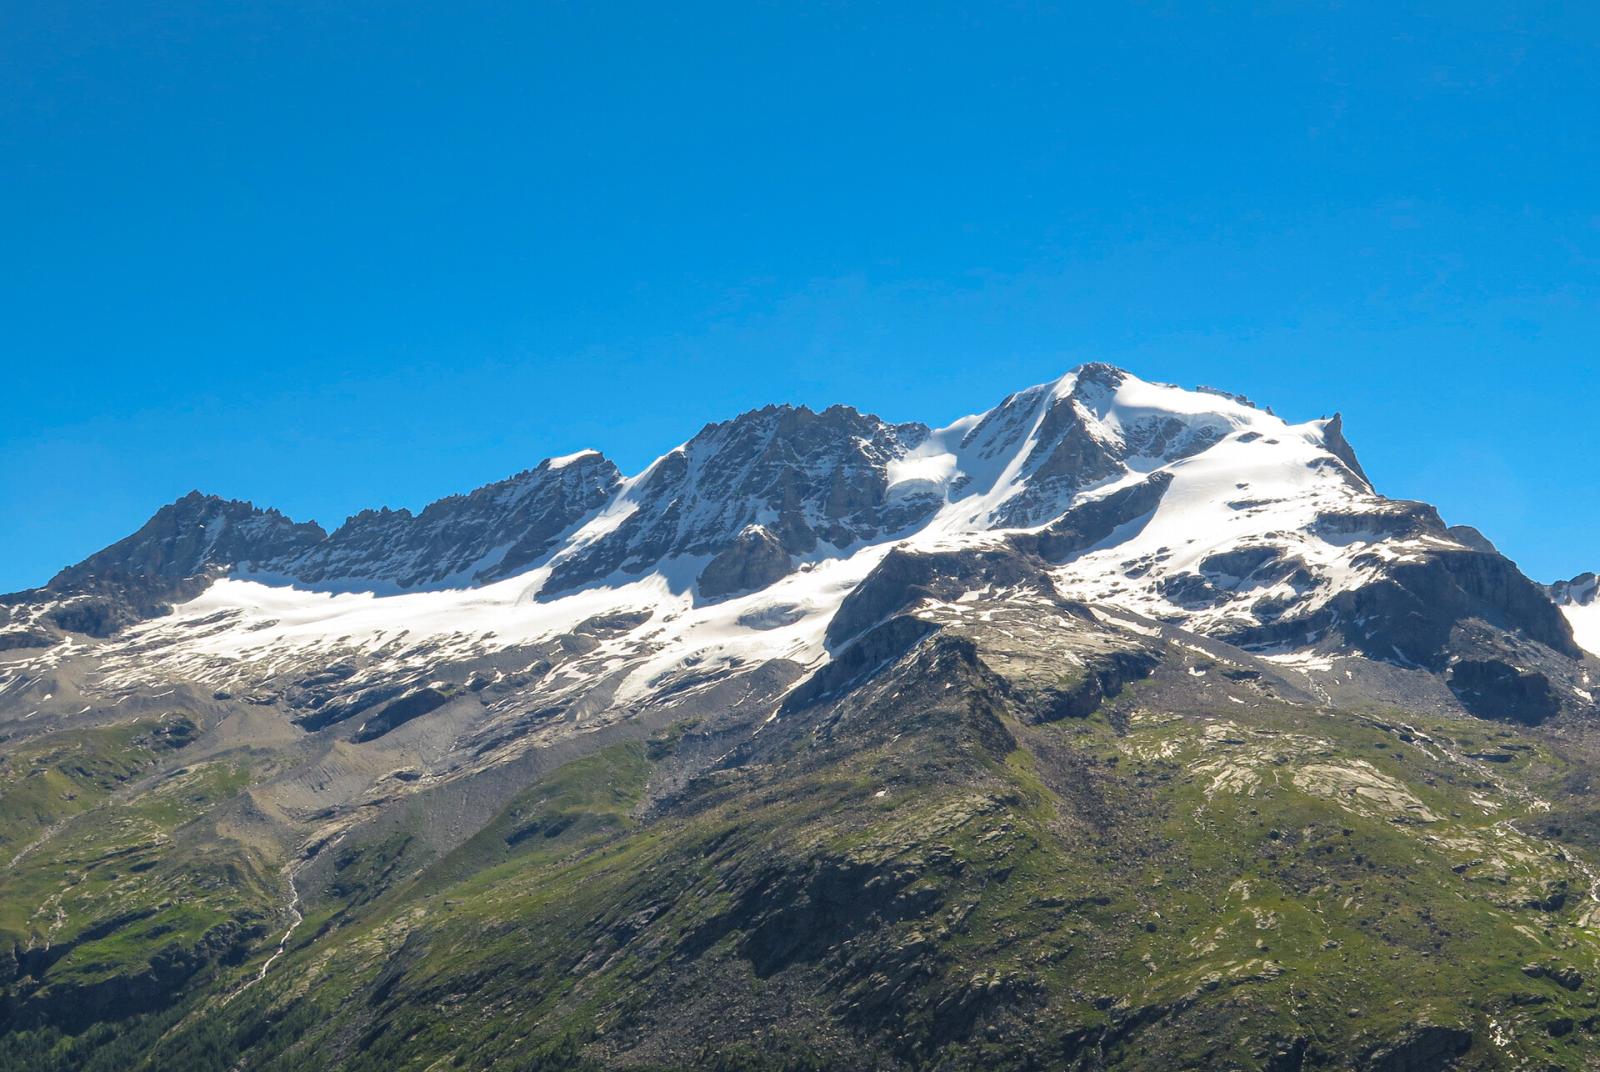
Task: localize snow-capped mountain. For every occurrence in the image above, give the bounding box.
[2,363,1589,723]
[5,364,1598,1069]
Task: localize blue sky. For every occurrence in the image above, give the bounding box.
[2,2,1596,591]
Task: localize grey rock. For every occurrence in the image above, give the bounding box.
[544,404,937,595]
[697,525,794,599]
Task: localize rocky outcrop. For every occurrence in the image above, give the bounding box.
[973,364,1222,528]
[1549,571,1598,607]
[1017,647,1160,723]
[697,525,793,598]
[544,405,939,595]
[1448,659,1561,725]
[1319,413,1372,489]
[825,545,1067,649]
[2,919,264,1035]
[1015,472,1173,563]
[22,492,327,637]
[1363,1025,1472,1072]
[784,615,941,712]
[350,686,456,743]
[48,491,327,592]
[1225,546,1581,680]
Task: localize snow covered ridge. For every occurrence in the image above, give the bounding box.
[1551,573,1600,658]
[2,363,1588,684]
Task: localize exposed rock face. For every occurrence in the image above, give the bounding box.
[12,492,327,637]
[1323,549,1581,669]
[544,404,939,594]
[350,686,454,742]
[9,455,620,637]
[1448,659,1561,725]
[971,363,1227,528]
[825,545,1066,649]
[271,452,621,590]
[1363,1025,1473,1072]
[1018,472,1173,563]
[697,525,794,598]
[48,491,328,590]
[1550,571,1598,607]
[1319,412,1372,489]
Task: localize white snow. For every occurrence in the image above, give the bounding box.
[1564,603,1600,658]
[545,449,601,469]
[884,449,959,498]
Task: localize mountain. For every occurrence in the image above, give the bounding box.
[1,365,1597,1072]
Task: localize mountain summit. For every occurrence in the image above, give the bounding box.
[2,366,1598,1071]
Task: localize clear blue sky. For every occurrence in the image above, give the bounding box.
[2,2,1596,591]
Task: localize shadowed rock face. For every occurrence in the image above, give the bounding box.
[1319,412,1372,489]
[1015,472,1173,563]
[697,525,794,599]
[12,493,328,637]
[1448,659,1561,725]
[271,451,622,589]
[49,492,327,590]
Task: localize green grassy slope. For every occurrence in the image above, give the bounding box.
[3,632,1595,1071]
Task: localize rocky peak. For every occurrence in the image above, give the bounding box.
[267,451,622,590]
[1319,413,1372,489]
[1550,572,1598,607]
[961,363,1253,527]
[49,491,326,591]
[542,403,937,595]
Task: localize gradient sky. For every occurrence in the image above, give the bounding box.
[2,2,1597,592]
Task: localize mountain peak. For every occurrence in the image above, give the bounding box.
[49,492,325,590]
